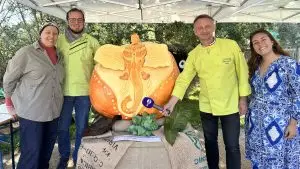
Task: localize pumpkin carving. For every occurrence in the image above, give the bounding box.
[90,34,179,119]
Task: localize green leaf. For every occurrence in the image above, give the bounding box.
[132,115,142,125]
[144,130,153,136]
[127,125,136,133]
[136,126,146,136]
[163,103,192,145]
[164,117,177,145]
[128,113,159,136]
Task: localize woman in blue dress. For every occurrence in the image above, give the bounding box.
[246,29,300,169]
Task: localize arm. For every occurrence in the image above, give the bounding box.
[171,51,197,100]
[238,96,248,115]
[287,60,300,123]
[285,118,297,139]
[3,48,27,119]
[3,48,27,98]
[164,50,197,115]
[233,41,251,97]
[162,96,179,116]
[284,60,300,139]
[232,41,251,115]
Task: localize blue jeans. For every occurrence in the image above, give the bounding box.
[200,112,241,169]
[57,96,90,163]
[17,117,58,169]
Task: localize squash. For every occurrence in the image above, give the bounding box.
[90,33,179,119]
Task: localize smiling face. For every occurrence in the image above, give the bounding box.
[193,17,215,43]
[251,32,275,57]
[68,11,85,34]
[40,26,59,47]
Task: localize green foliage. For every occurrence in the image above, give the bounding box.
[164,99,200,145]
[0,88,4,99]
[128,112,159,136]
[185,77,200,100]
[1,2,300,88]
[216,23,273,50]
[164,106,189,145]
[0,131,20,154]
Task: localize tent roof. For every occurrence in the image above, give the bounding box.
[16,0,300,23]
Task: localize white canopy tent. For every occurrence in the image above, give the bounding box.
[15,0,300,23]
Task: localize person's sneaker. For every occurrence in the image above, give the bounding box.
[68,160,74,168]
[56,158,68,169]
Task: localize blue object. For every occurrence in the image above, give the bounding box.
[142,97,154,108]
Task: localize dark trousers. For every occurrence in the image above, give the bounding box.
[17,117,59,169]
[200,112,241,169]
[57,96,90,163]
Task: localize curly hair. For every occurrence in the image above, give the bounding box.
[248,29,289,79]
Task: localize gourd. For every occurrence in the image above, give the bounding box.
[90,34,179,119]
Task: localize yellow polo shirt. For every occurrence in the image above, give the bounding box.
[172,38,251,116]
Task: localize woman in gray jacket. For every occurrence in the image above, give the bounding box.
[3,22,64,169]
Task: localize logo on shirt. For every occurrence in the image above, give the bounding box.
[222,58,232,64]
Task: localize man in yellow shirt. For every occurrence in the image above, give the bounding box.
[164,14,251,169]
[56,8,99,169]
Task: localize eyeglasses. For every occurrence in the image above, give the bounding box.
[68,18,84,23]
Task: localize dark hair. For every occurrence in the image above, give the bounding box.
[193,14,214,24]
[66,8,85,21]
[248,29,289,79]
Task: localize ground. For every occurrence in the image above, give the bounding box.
[3,128,251,169]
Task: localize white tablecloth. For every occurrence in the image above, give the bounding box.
[0,104,11,124]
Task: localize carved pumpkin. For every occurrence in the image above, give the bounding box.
[90,34,179,119]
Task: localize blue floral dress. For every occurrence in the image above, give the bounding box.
[245,55,300,169]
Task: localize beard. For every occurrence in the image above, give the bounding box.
[68,26,84,34]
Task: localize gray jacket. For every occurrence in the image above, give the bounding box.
[3,41,65,122]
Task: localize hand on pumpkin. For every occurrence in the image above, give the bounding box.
[162,96,179,116]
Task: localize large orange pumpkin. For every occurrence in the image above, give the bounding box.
[90,34,179,119]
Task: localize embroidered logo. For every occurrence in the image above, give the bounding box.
[222,58,231,64]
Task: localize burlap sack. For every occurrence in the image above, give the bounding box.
[77,131,133,169]
[154,124,208,169]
